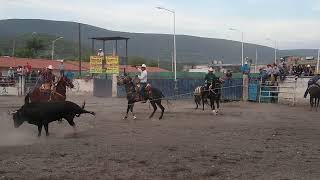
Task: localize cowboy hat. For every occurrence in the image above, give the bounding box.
[48,65,53,70]
[141,64,147,68]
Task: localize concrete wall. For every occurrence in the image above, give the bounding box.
[278,77,310,105]
[67,78,93,96]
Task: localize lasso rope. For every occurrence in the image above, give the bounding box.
[125,85,243,106]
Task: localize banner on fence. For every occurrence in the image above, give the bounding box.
[90,56,103,73]
[106,56,119,74]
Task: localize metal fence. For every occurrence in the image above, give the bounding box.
[117,78,243,101]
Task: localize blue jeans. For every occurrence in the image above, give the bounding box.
[140,83,147,99]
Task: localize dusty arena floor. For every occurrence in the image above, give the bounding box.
[0,96,319,180]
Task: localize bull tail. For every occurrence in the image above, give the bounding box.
[24,93,30,104]
[81,101,86,109]
[81,109,95,116]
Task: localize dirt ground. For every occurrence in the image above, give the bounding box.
[0,95,319,180]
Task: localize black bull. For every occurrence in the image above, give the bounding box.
[10,101,95,137]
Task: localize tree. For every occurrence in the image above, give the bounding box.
[128,56,146,66]
[15,48,34,58]
[128,56,159,67]
[25,37,45,57]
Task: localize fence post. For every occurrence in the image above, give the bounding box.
[112,74,117,97]
[242,74,249,101]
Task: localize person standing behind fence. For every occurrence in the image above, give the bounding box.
[241,61,250,75]
[59,60,65,76]
[97,49,104,57]
[272,63,280,82]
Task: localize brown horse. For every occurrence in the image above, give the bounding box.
[27,76,74,103]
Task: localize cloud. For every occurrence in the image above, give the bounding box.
[0,0,319,49]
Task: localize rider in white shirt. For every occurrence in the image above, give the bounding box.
[136,64,148,103]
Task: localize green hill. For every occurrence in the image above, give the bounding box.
[0,19,318,69]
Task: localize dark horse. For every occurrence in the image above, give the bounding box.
[202,80,222,115]
[117,74,165,120]
[27,76,74,103]
[308,85,320,111]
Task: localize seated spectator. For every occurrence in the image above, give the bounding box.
[259,68,268,84]
[7,67,14,80]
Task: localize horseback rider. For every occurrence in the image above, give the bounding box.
[204,67,218,91]
[136,64,148,103]
[304,72,320,98]
[41,65,56,92]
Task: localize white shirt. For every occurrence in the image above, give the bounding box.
[97,51,104,57]
[138,68,148,83]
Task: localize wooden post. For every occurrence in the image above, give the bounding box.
[242,74,249,101]
[112,74,117,97]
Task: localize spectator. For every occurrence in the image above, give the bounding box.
[266,64,273,78]
[304,64,313,76]
[7,67,14,80]
[259,68,268,84]
[30,70,37,82]
[272,63,280,81]
[97,49,104,57]
[226,70,233,80]
[26,62,32,73]
[59,60,65,76]
[16,66,23,76]
[241,61,250,75]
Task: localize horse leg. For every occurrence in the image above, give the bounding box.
[194,96,199,109]
[130,104,136,120]
[149,101,157,119]
[44,122,49,137]
[202,95,205,111]
[310,97,314,111]
[156,100,165,120]
[315,98,320,112]
[37,123,43,137]
[211,96,217,115]
[124,104,130,120]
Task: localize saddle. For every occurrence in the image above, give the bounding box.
[134,83,152,101]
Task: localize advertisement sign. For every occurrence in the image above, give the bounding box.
[106,56,119,74]
[90,56,103,73]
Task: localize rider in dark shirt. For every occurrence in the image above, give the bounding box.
[204,67,218,90]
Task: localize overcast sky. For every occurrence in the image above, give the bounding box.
[1,0,320,49]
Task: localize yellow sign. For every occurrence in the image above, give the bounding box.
[106,56,119,74]
[90,56,103,73]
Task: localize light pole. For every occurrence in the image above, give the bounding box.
[266,38,277,64]
[317,49,320,74]
[229,28,244,66]
[51,37,63,60]
[156,6,176,81]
